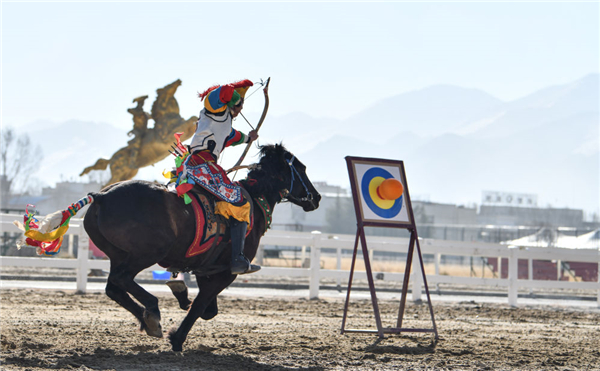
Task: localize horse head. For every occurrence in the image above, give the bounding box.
[248,144,321,212]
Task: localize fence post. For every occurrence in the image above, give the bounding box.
[498,256,503,278]
[557,259,562,280]
[508,246,518,307]
[528,258,533,295]
[434,252,441,291]
[76,223,90,294]
[309,231,322,299]
[301,246,307,268]
[68,234,74,257]
[411,248,423,302]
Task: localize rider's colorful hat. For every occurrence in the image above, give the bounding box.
[199,79,254,114]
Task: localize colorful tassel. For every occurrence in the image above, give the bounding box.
[15,195,94,256]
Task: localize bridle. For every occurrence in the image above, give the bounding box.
[281,155,317,209]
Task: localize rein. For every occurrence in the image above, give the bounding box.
[243,149,316,233]
[281,155,316,209]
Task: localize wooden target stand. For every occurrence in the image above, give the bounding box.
[340,156,438,339]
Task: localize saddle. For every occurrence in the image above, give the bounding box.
[162,185,253,276]
[185,191,228,258]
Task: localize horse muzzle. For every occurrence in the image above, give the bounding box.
[302,192,321,212]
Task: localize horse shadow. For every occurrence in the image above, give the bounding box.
[361,337,438,356]
[4,346,326,371]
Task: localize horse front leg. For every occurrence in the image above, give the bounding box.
[168,273,235,352]
[166,279,217,317]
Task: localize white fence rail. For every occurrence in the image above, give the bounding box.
[1,214,599,306]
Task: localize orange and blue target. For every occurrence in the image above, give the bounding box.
[361,167,403,218]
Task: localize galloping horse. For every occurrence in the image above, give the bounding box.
[83,144,320,351]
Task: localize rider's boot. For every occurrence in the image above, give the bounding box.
[230,218,261,275]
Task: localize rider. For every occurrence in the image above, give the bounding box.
[187,79,262,275]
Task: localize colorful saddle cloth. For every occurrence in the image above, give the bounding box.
[165,133,244,206]
[186,192,226,258]
[185,190,254,258]
[184,156,244,205]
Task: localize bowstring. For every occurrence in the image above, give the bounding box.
[229,77,267,179]
[243,78,268,101]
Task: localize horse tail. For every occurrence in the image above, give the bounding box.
[87,191,103,203]
[13,195,96,256]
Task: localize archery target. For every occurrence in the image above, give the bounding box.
[354,162,411,224]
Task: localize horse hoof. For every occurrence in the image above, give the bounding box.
[168,328,183,352]
[143,311,163,338]
[172,344,183,352]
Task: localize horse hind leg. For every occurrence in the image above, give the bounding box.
[105,280,146,330]
[85,201,163,337]
[103,259,163,337]
[86,208,142,325]
[108,261,164,338]
[85,207,158,336]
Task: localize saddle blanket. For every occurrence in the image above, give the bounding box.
[186,193,226,258]
[185,191,254,258]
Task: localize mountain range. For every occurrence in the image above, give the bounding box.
[13,74,599,216]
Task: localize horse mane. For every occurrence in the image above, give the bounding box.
[240,143,289,198]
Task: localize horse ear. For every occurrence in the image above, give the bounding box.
[272,143,287,160]
[259,143,290,169]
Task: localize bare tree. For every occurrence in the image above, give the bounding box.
[1,126,43,197]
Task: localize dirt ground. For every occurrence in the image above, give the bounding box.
[1,288,599,371]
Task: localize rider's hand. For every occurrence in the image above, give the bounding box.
[248,130,259,142]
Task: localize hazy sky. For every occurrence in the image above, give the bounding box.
[3,1,599,131]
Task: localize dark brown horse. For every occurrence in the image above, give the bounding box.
[83,144,320,351]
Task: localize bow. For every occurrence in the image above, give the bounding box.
[229,77,270,171]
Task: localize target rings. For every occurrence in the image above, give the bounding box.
[361,167,404,218]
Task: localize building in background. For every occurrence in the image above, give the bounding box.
[270,183,600,243]
[271,182,348,232]
[2,181,102,216]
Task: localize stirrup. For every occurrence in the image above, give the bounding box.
[239,263,261,275]
[231,257,261,275]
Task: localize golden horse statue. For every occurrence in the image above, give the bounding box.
[80,80,197,185]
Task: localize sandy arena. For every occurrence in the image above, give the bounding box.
[1,288,599,371]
